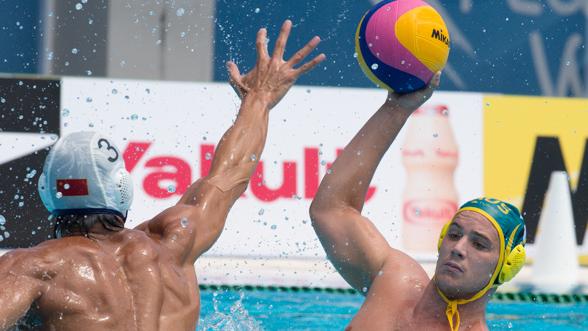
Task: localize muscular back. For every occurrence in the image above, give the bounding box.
[9,229,199,331]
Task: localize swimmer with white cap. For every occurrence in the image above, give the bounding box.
[310,73,526,331]
[0,20,325,331]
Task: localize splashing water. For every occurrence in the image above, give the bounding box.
[199,291,263,331]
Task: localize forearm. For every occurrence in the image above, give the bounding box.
[313,103,412,212]
[205,92,271,195]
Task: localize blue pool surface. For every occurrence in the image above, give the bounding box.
[198,289,588,330]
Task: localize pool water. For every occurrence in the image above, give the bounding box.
[198,289,588,330]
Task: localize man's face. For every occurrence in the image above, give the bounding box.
[434,211,501,299]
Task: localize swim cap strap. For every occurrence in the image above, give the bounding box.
[445,301,460,331]
[436,284,460,331]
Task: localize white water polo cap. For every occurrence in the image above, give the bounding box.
[38,131,133,219]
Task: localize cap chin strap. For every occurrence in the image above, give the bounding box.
[435,206,506,331]
[434,281,497,331]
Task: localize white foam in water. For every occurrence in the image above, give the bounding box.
[199,291,262,331]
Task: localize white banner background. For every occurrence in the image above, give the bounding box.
[60,77,483,259]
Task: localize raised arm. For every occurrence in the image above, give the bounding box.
[0,250,46,331]
[139,20,325,264]
[309,73,441,293]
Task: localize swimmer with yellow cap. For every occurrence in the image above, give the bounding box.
[310,72,525,330]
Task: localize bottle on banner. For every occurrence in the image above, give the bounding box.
[401,105,459,253]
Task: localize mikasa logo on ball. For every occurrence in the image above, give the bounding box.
[431,29,449,45]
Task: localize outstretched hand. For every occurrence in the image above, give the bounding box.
[385,71,442,112]
[227,20,326,110]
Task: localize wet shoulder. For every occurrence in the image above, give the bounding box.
[117,229,163,267]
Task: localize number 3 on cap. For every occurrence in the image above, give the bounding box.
[97,138,119,162]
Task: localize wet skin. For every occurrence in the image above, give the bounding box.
[310,75,503,330]
[0,20,325,331]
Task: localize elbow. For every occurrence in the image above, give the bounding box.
[309,199,331,230]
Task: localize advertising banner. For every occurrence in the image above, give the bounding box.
[484,95,588,255]
[0,77,484,259]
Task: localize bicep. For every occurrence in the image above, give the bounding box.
[310,207,393,292]
[139,179,239,264]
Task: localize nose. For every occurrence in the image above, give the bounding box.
[450,237,467,259]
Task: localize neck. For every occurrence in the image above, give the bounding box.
[415,281,490,329]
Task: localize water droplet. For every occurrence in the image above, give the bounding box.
[75,3,83,10]
[63,183,70,189]
[71,48,79,54]
[204,152,212,160]
[26,169,37,179]
[0,215,5,225]
[56,192,63,199]
[180,217,188,228]
[250,154,257,161]
[176,8,185,16]
[254,8,260,13]
[86,97,93,103]
[371,63,379,70]
[18,202,24,207]
[62,109,70,117]
[167,185,176,193]
[258,208,265,216]
[112,88,118,95]
[566,61,571,66]
[270,224,277,230]
[433,133,439,138]
[353,52,358,58]
[130,114,139,120]
[0,97,5,103]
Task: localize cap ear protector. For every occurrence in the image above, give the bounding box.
[437,220,451,251]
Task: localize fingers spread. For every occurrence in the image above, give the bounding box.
[256,28,269,63]
[272,20,293,59]
[287,36,321,67]
[227,61,242,84]
[294,53,326,75]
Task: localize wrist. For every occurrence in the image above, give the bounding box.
[382,100,415,117]
[242,91,272,111]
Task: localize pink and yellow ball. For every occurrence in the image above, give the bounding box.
[355,0,451,93]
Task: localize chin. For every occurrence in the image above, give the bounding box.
[435,274,471,300]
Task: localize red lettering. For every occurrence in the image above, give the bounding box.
[200,144,215,177]
[251,161,297,202]
[304,148,319,199]
[123,142,151,172]
[143,157,192,198]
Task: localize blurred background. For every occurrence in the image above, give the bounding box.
[0,0,585,96]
